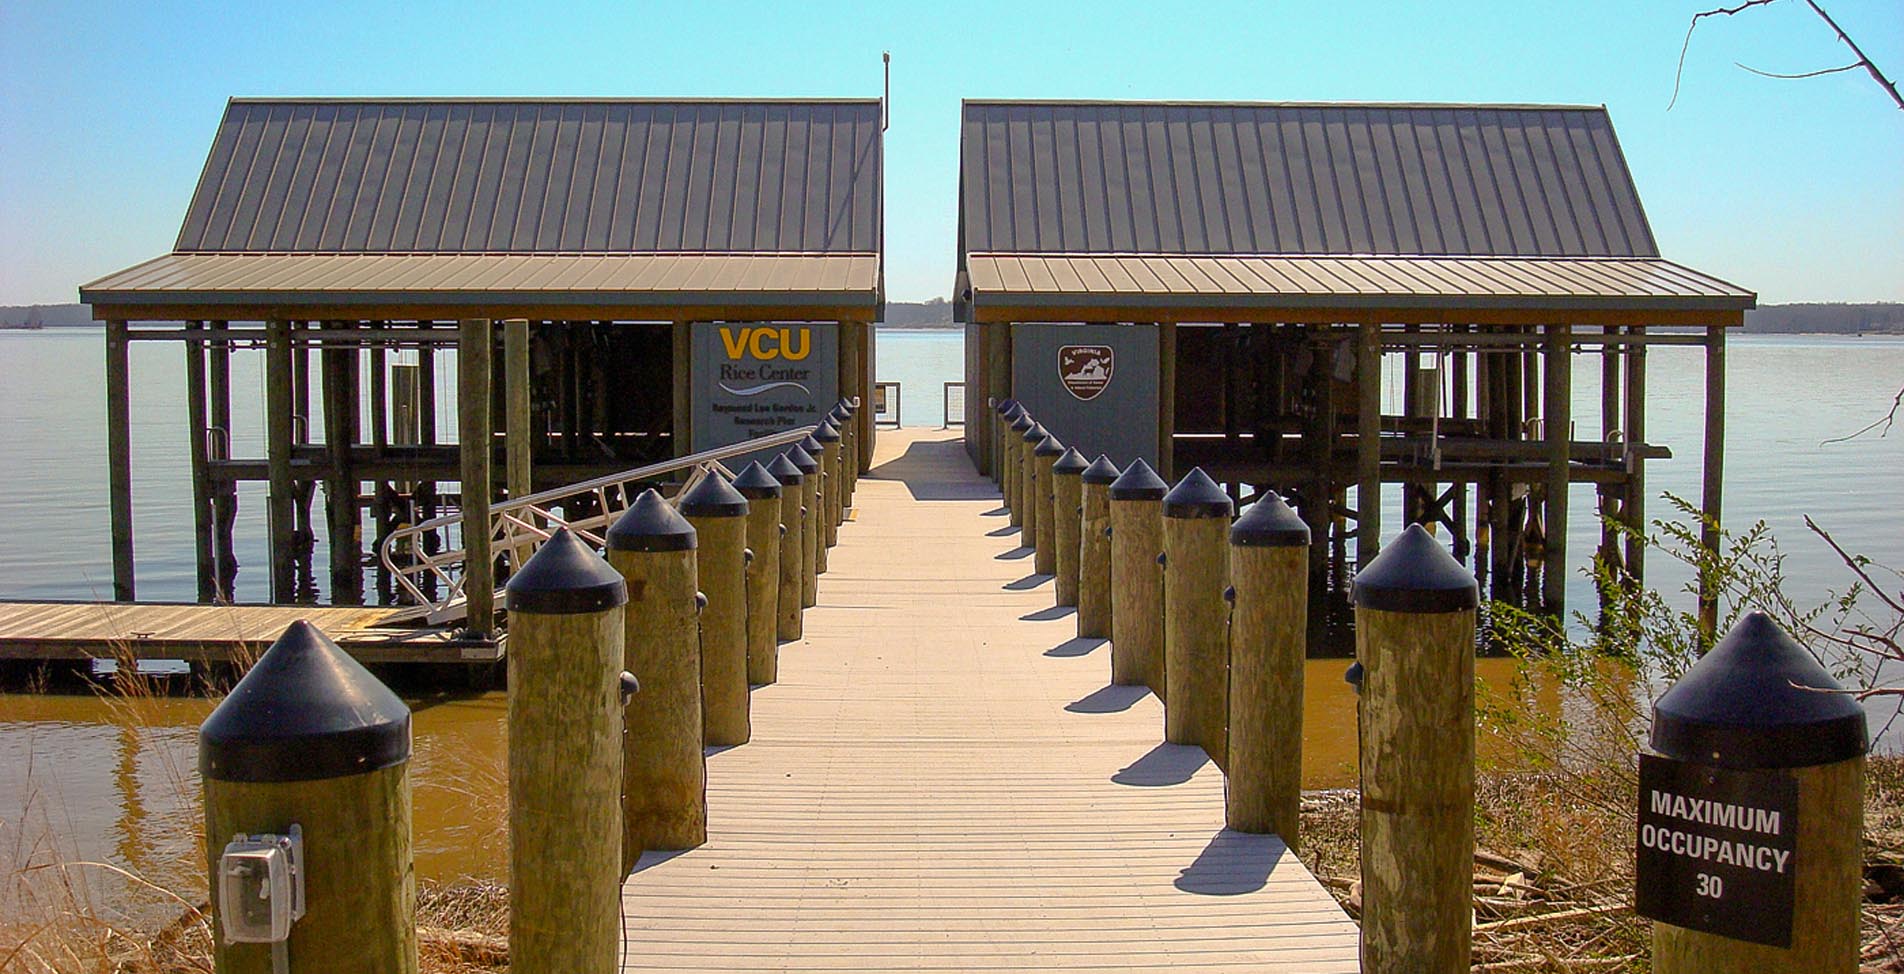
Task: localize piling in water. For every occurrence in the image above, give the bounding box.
[606,490,705,861]
[504,529,628,974]
[1161,467,1234,769]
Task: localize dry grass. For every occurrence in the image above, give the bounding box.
[1296,754,1904,973]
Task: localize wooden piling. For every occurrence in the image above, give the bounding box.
[1624,330,1648,583]
[184,321,215,602]
[1006,411,1034,526]
[266,319,296,603]
[1108,459,1167,696]
[768,454,806,642]
[681,471,751,746]
[504,529,628,974]
[504,318,533,501]
[1698,323,1726,638]
[1077,456,1121,638]
[1019,422,1047,557]
[733,462,783,686]
[1542,325,1572,613]
[199,621,416,974]
[1051,448,1088,607]
[1032,433,1065,575]
[1648,612,1868,973]
[606,489,706,860]
[1226,492,1310,842]
[1161,468,1234,768]
[1352,524,1478,974]
[321,342,362,604]
[208,320,237,600]
[458,318,495,636]
[788,443,822,607]
[1356,324,1382,568]
[816,420,843,550]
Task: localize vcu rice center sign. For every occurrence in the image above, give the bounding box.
[693,323,838,456]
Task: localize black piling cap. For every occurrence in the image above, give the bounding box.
[1003,401,1028,423]
[505,527,629,615]
[786,444,821,474]
[678,470,749,518]
[838,397,857,415]
[1081,454,1123,486]
[1108,457,1168,501]
[1009,413,1036,433]
[1052,447,1090,476]
[1022,422,1048,444]
[798,434,825,456]
[1162,467,1234,519]
[1231,491,1310,547]
[1651,611,1868,769]
[1351,523,1478,613]
[827,405,848,425]
[199,621,411,783]
[767,453,805,487]
[606,488,698,552]
[814,420,842,443]
[1033,434,1066,458]
[731,461,784,500]
[995,398,1019,415]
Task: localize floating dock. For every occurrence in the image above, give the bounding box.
[0,600,489,663]
[620,428,1359,972]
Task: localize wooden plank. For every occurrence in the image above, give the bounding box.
[619,428,1358,973]
[0,601,488,663]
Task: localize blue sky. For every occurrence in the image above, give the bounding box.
[1,0,1898,306]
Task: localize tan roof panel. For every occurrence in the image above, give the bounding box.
[965,254,1753,314]
[81,252,879,311]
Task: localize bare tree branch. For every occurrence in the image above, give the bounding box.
[1671,0,1783,110]
[1805,0,1904,110]
[1820,382,1904,444]
[1735,60,1862,80]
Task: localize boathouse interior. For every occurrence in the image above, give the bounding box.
[80,97,884,613]
[955,100,1755,612]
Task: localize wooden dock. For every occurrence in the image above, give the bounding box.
[0,600,492,663]
[621,428,1360,972]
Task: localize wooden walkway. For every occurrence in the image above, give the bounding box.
[0,600,489,662]
[621,428,1360,973]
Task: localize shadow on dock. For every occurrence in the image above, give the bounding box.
[1112,742,1208,787]
[1174,830,1285,896]
[1044,637,1103,657]
[866,436,1005,502]
[1066,684,1149,714]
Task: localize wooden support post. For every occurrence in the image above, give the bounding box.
[321,339,362,604]
[1157,323,1177,480]
[1161,468,1234,769]
[1006,410,1033,525]
[504,318,533,501]
[680,472,751,747]
[1625,332,1648,584]
[1032,432,1064,575]
[1357,323,1382,568]
[417,323,440,599]
[1227,493,1309,841]
[789,442,821,606]
[106,319,136,602]
[184,321,216,603]
[1353,525,1478,974]
[986,328,1012,479]
[503,530,628,974]
[1647,613,1867,973]
[733,462,783,686]
[837,326,860,475]
[266,319,296,603]
[606,490,706,862]
[1109,460,1168,696]
[1076,456,1121,638]
[199,622,416,974]
[1698,324,1726,638]
[1542,325,1572,613]
[768,454,806,642]
[1019,421,1045,555]
[1051,448,1087,606]
[208,321,237,600]
[458,318,495,637]
[672,322,692,457]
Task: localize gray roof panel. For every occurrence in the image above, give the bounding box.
[960,101,1659,259]
[177,98,882,254]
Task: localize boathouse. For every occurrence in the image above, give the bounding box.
[80,97,884,621]
[955,100,1754,610]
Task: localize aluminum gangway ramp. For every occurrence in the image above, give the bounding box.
[620,428,1360,973]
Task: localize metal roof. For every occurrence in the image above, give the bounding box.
[959,101,1656,260]
[964,254,1753,317]
[177,98,883,254]
[81,252,879,313]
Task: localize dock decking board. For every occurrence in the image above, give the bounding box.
[620,428,1360,973]
[0,600,491,662]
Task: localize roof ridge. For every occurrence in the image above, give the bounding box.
[960,99,1607,111]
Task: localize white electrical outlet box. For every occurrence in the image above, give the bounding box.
[217,824,305,943]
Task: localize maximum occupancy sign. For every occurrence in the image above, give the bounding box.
[1634,753,1798,947]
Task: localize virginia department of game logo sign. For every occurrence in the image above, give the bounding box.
[1059,345,1114,401]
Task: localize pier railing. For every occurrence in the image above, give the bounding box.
[380,426,819,624]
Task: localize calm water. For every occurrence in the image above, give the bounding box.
[1,327,1899,891]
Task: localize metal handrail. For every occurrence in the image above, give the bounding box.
[380,425,819,624]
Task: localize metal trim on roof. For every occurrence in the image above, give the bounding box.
[964,254,1754,313]
[176,99,883,255]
